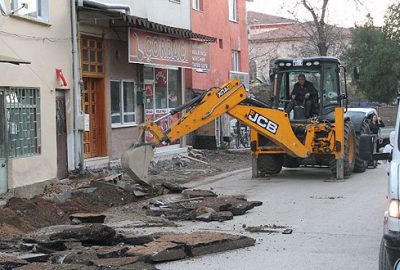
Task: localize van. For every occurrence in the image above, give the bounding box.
[361,105,400,269]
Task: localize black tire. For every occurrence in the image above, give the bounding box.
[379,238,390,270]
[329,121,356,177]
[257,154,284,175]
[283,155,300,168]
[354,120,370,173]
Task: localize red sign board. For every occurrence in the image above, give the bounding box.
[129,29,210,70]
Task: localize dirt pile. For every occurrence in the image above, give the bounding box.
[0,185,135,239]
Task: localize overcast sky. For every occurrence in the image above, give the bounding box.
[246,0,395,27]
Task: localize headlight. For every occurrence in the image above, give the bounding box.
[389,200,400,218]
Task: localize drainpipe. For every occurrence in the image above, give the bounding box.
[71,0,83,171]
[81,0,131,14]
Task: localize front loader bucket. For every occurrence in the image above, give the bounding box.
[121,144,154,186]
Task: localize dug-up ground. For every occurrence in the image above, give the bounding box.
[0,149,273,270]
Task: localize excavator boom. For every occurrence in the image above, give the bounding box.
[122,79,311,184]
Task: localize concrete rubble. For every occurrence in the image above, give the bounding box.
[0,224,255,269]
[0,150,260,269]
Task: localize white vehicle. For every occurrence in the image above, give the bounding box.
[360,105,400,269]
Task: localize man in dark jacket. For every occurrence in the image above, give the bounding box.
[285,74,318,118]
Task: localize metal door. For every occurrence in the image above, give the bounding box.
[0,90,8,193]
[56,92,68,179]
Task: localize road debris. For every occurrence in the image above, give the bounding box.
[245,224,291,234]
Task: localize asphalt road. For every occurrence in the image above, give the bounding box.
[158,165,388,270]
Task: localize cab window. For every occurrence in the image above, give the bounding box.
[322,64,339,107]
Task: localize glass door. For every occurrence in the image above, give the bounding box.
[0,90,8,193]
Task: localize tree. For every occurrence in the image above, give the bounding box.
[285,0,353,57]
[301,0,329,55]
[384,2,400,41]
[342,16,400,103]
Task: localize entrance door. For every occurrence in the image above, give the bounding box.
[82,78,105,159]
[56,92,68,179]
[0,91,7,193]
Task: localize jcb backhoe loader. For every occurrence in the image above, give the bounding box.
[122,57,369,185]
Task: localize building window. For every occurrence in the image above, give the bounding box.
[11,0,48,21]
[3,87,41,158]
[110,81,136,127]
[81,36,104,76]
[193,0,203,11]
[232,50,240,71]
[229,0,238,22]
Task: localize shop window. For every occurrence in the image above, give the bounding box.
[229,0,238,22]
[193,0,203,11]
[11,0,48,22]
[81,36,104,76]
[232,50,240,72]
[2,87,41,158]
[110,80,136,127]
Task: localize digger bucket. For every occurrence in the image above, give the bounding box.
[121,144,154,186]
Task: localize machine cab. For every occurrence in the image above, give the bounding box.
[271,57,346,120]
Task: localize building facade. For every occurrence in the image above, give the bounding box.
[0,0,73,193]
[189,0,250,148]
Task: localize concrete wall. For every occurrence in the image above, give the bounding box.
[0,1,73,188]
[191,0,249,140]
[191,0,249,90]
[94,0,191,29]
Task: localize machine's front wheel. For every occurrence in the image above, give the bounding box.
[257,154,284,176]
[329,121,356,178]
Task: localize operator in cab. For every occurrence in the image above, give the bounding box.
[285,74,318,118]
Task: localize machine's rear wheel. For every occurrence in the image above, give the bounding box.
[257,154,284,175]
[353,120,370,172]
[329,121,356,177]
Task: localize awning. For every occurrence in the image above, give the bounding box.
[0,55,30,65]
[118,14,217,43]
[78,6,216,43]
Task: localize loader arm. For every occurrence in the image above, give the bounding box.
[143,79,310,158]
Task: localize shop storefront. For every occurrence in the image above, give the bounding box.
[128,28,212,149]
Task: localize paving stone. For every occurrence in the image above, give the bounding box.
[49,224,116,246]
[119,234,154,245]
[182,189,217,198]
[0,256,28,269]
[211,211,234,221]
[126,241,186,262]
[95,246,129,258]
[161,182,187,193]
[69,213,106,224]
[90,256,139,267]
[152,231,256,256]
[15,263,98,270]
[61,248,98,265]
[116,261,159,270]
[17,253,50,263]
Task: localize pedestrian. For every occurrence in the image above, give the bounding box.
[383,131,395,176]
[369,113,385,135]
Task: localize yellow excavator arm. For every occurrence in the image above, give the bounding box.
[122,79,319,185]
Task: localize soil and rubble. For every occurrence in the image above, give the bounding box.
[0,149,259,269]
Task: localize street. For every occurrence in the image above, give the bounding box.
[157,165,387,270]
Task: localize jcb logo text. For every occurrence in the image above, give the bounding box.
[248,110,279,134]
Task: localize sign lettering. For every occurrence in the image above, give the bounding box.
[248,110,279,134]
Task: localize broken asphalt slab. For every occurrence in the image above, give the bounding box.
[146,194,262,222]
[126,231,255,262]
[49,224,116,246]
